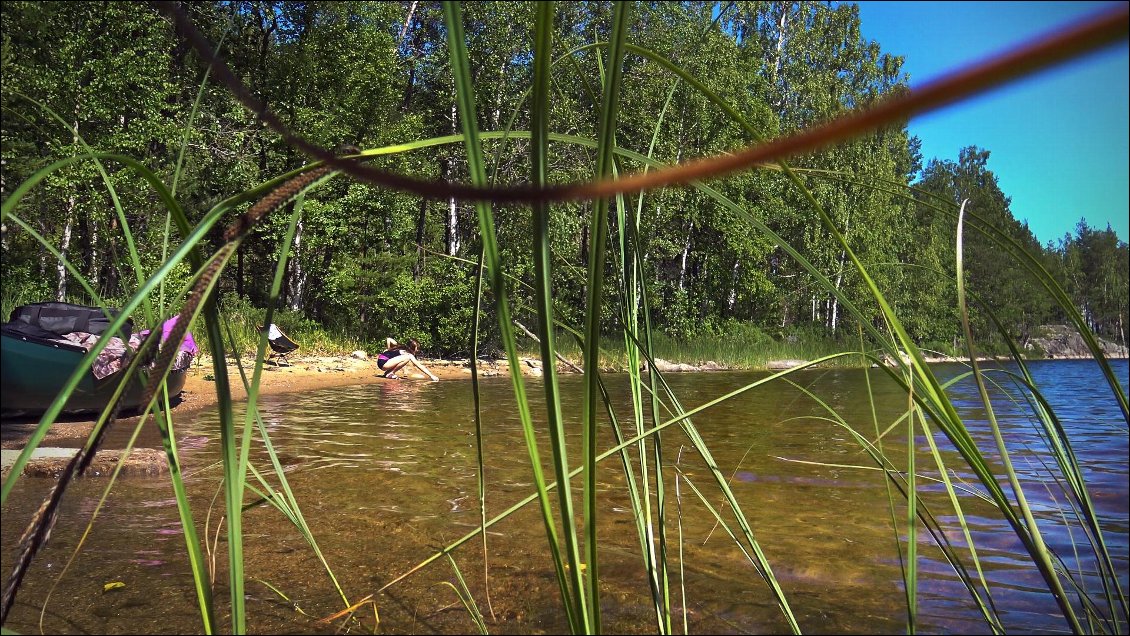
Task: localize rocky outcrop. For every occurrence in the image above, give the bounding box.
[1029,324,1128,359]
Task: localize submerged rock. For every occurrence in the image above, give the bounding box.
[2,447,169,479]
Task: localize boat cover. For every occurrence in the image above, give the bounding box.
[4,302,132,342]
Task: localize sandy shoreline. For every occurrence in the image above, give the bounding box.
[170,354,488,415]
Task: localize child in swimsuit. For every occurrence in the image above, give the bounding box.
[376,337,438,381]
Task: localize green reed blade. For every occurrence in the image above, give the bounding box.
[1,150,214,503]
[531,4,587,630]
[162,159,333,632]
[533,3,596,632]
[967,280,1127,624]
[472,241,499,618]
[956,202,1083,632]
[791,164,1129,422]
[134,40,230,627]
[906,378,919,633]
[779,379,1005,633]
[579,6,632,630]
[153,401,218,633]
[469,242,495,620]
[3,147,218,623]
[915,404,1003,631]
[441,2,582,631]
[162,28,228,313]
[443,554,489,635]
[787,168,1127,621]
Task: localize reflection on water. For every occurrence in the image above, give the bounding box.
[2,359,1126,634]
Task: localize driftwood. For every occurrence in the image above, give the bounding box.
[512,320,584,373]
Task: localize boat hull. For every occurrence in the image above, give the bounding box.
[1,331,187,415]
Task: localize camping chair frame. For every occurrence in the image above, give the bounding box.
[257,324,300,366]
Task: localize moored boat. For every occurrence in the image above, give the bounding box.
[1,302,192,415]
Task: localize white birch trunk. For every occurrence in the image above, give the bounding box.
[772,3,790,110]
[728,259,739,311]
[288,218,305,311]
[398,0,418,47]
[448,198,459,255]
[89,216,99,291]
[56,116,80,302]
[830,205,853,333]
[830,259,844,333]
[56,209,73,301]
[678,225,692,291]
[38,216,49,277]
[492,61,505,130]
[447,101,459,256]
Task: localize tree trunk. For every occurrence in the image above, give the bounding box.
[771,2,790,110]
[89,213,99,292]
[830,254,845,333]
[446,101,460,256]
[37,199,48,278]
[55,207,73,302]
[56,116,80,302]
[237,250,245,299]
[727,258,739,312]
[288,218,306,311]
[492,61,505,130]
[415,197,427,280]
[678,220,692,291]
[398,0,418,47]
[580,222,589,267]
[447,197,459,256]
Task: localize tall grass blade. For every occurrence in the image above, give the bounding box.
[956,201,1083,632]
[469,244,495,620]
[579,5,632,630]
[441,554,489,635]
[441,2,582,630]
[791,164,1129,420]
[530,4,590,630]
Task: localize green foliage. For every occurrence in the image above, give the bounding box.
[2,3,1127,636]
[1056,219,1129,344]
[3,1,1122,355]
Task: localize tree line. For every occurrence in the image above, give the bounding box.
[2,1,1126,355]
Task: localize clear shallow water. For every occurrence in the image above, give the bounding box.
[2,358,1126,634]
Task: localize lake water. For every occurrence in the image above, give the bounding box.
[2,359,1127,634]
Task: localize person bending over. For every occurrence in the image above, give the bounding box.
[376,337,438,381]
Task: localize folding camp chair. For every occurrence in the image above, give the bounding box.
[257,323,300,366]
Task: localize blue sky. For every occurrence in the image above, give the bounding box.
[852,1,1129,245]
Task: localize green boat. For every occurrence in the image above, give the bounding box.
[1,302,189,415]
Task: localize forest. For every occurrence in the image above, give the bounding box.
[2,0,1127,357]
